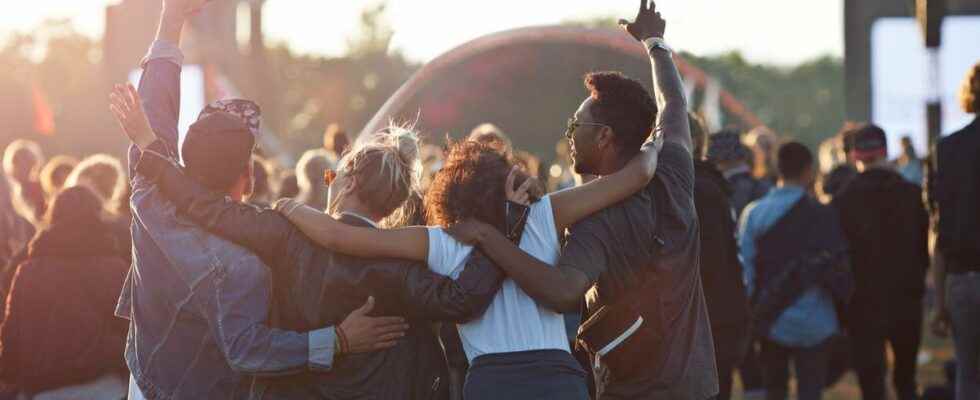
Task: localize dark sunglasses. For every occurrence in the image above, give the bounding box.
[565,118,610,139]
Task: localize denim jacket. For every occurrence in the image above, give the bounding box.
[115,40,335,400]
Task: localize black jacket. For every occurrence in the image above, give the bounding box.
[136,150,504,400]
[833,167,929,328]
[693,161,750,331]
[934,117,980,273]
[0,221,128,393]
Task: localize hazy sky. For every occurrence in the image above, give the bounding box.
[1,0,844,65]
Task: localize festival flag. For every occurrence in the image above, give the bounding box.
[31,80,55,136]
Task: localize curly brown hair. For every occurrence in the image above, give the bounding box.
[424,140,527,233]
[960,61,980,114]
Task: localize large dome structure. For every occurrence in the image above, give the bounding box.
[362,25,761,158]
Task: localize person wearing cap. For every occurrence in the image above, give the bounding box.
[111,1,405,398]
[707,129,772,219]
[832,123,929,400]
[931,61,980,400]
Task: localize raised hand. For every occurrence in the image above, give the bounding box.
[337,297,409,354]
[109,83,156,150]
[505,166,538,206]
[618,0,667,42]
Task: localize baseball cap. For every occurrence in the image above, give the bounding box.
[845,124,887,162]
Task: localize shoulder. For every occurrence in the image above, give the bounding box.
[528,195,557,229]
[940,121,980,149]
[425,227,472,274]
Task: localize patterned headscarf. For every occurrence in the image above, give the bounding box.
[197,99,262,138]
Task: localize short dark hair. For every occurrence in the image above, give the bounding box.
[182,112,255,191]
[844,123,887,153]
[777,142,813,180]
[584,71,657,156]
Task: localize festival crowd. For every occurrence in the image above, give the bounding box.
[0,1,978,399]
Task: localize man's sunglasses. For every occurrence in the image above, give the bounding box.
[565,118,610,139]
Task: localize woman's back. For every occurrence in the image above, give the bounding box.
[426,195,569,362]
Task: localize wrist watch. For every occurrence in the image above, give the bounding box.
[642,37,672,54]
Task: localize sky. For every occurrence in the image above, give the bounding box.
[0,0,844,65]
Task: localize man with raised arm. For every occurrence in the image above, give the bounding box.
[445,1,718,398]
[112,1,404,398]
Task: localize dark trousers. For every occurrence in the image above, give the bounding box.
[948,273,980,400]
[464,350,589,400]
[760,338,830,400]
[849,303,923,400]
[738,339,767,392]
[713,323,751,400]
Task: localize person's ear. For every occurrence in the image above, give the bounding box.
[597,126,615,150]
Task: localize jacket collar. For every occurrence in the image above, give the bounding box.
[338,212,378,229]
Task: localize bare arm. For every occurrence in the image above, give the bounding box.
[551,135,662,233]
[275,168,545,261]
[446,220,591,313]
[279,202,429,262]
[621,0,691,151]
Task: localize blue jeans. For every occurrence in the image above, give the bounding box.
[760,338,830,400]
[948,272,980,400]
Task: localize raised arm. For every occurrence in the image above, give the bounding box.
[278,201,429,262]
[551,135,662,233]
[621,0,690,152]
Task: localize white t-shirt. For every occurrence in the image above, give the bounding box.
[426,195,569,362]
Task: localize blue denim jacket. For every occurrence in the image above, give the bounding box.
[115,40,335,400]
[738,185,839,348]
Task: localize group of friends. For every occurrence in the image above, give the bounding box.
[0,0,979,399]
[105,0,718,399]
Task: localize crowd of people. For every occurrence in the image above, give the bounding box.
[0,0,978,399]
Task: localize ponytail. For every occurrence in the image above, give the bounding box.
[331,123,423,228]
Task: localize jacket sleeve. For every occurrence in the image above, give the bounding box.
[201,251,336,376]
[383,250,503,323]
[134,150,303,269]
[129,180,337,376]
[128,40,183,181]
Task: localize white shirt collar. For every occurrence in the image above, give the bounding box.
[340,211,380,229]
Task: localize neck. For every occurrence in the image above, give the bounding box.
[596,150,630,176]
[333,199,382,223]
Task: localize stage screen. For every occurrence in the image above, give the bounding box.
[871,16,980,157]
[129,65,205,162]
